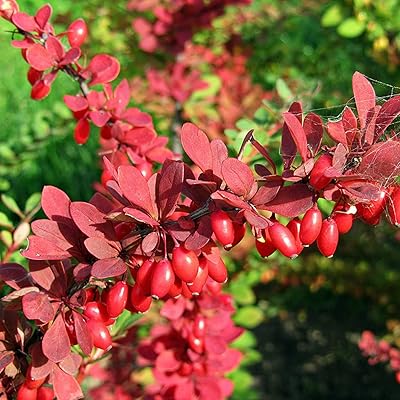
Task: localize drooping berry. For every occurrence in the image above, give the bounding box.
[387,185,400,227]
[309,154,333,190]
[86,319,112,350]
[300,205,323,246]
[255,228,276,258]
[37,387,54,400]
[136,258,155,295]
[31,80,51,100]
[67,18,88,48]
[210,210,235,248]
[150,259,175,299]
[193,315,206,338]
[105,281,128,318]
[83,301,112,324]
[317,218,339,258]
[206,257,227,283]
[25,365,46,389]
[17,384,37,400]
[129,283,152,313]
[286,218,304,255]
[356,189,387,225]
[188,258,209,295]
[171,245,199,283]
[332,211,353,234]
[74,118,91,144]
[268,222,299,259]
[231,222,246,248]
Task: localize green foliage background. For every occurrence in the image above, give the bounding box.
[1,0,400,399]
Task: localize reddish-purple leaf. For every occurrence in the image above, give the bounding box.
[251,179,282,205]
[141,231,159,254]
[121,107,153,126]
[22,291,54,323]
[185,216,212,250]
[332,142,348,173]
[84,237,120,259]
[243,210,269,229]
[364,105,381,145]
[157,160,184,219]
[61,47,81,66]
[59,353,82,375]
[160,297,186,320]
[155,350,180,372]
[221,158,254,198]
[73,263,92,281]
[210,139,228,179]
[30,343,54,380]
[34,4,52,29]
[211,191,251,211]
[42,314,71,363]
[87,54,120,86]
[342,107,358,146]
[63,95,88,111]
[118,165,155,215]
[22,235,71,260]
[52,365,83,400]
[353,71,376,129]
[91,257,127,279]
[70,201,115,239]
[31,219,75,251]
[89,110,111,127]
[260,183,314,218]
[0,351,14,373]
[124,207,159,226]
[45,36,64,60]
[181,122,212,172]
[41,186,71,221]
[375,95,400,137]
[303,112,323,155]
[26,44,54,71]
[72,311,93,355]
[326,119,347,146]
[357,140,400,185]
[90,192,114,214]
[28,260,66,298]
[0,263,30,290]
[280,102,302,167]
[282,112,308,162]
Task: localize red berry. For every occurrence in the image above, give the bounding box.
[286,218,304,255]
[300,205,323,246]
[74,118,91,144]
[255,228,276,258]
[27,67,42,85]
[317,218,339,258]
[332,211,353,234]
[101,169,113,188]
[136,258,155,295]
[0,0,19,21]
[231,222,246,248]
[67,18,88,48]
[25,365,46,389]
[31,80,51,100]
[206,257,227,283]
[106,281,128,318]
[171,245,199,283]
[129,283,152,313]
[188,332,204,353]
[86,319,112,350]
[268,222,299,259]
[37,387,54,400]
[356,189,387,225]
[181,282,193,299]
[137,161,153,179]
[83,301,111,324]
[193,315,206,338]
[168,276,182,298]
[114,222,135,240]
[188,258,209,295]
[150,259,175,299]
[309,154,333,190]
[205,277,223,295]
[210,210,235,248]
[17,384,37,400]
[387,185,400,227]
[100,124,112,139]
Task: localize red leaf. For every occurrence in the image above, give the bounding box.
[22,235,71,260]
[157,160,184,219]
[72,311,93,355]
[0,263,30,290]
[211,191,251,210]
[282,112,308,162]
[89,110,111,127]
[64,95,87,112]
[30,343,54,380]
[60,47,81,66]
[52,365,83,400]
[31,219,75,251]
[375,95,400,137]
[222,158,255,198]
[251,179,282,205]
[70,201,115,239]
[29,260,66,297]
[141,231,159,254]
[181,122,212,172]
[22,291,54,323]
[303,113,323,155]
[59,353,82,375]
[121,107,153,126]
[160,297,186,320]
[34,4,52,29]
[41,186,71,221]
[326,119,347,146]
[342,107,358,146]
[357,140,400,185]
[91,257,127,279]
[260,183,314,218]
[124,207,159,226]
[155,350,180,372]
[45,36,64,60]
[243,210,269,229]
[11,12,36,31]
[118,165,155,215]
[364,105,381,145]
[42,314,71,363]
[87,54,120,86]
[210,139,228,179]
[26,44,54,71]
[353,71,376,129]
[0,351,14,373]
[185,216,212,250]
[280,102,302,167]
[84,237,120,259]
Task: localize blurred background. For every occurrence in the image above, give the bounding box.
[1,0,400,398]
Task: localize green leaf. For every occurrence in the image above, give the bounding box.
[191,74,221,100]
[0,230,13,247]
[232,330,257,350]
[0,212,12,229]
[337,18,365,38]
[1,194,22,217]
[276,78,293,102]
[24,193,41,214]
[321,5,344,27]
[111,309,143,336]
[230,282,255,305]
[234,306,264,328]
[229,369,254,393]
